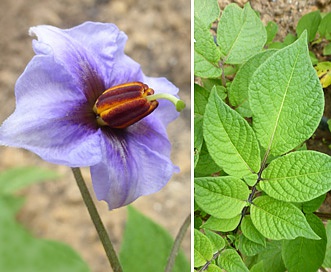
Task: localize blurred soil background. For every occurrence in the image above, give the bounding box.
[0,0,190,271]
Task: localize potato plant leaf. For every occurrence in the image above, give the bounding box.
[282,213,327,272]
[202,215,241,232]
[238,234,266,257]
[217,3,266,64]
[249,32,324,157]
[204,229,225,253]
[296,10,321,42]
[194,15,222,78]
[323,220,331,268]
[260,150,331,202]
[241,216,266,246]
[218,249,249,272]
[255,241,286,272]
[203,89,261,177]
[250,196,320,240]
[195,176,249,219]
[194,229,213,267]
[194,0,220,28]
[228,50,276,118]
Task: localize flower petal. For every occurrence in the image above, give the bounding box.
[30,22,143,102]
[0,55,102,167]
[143,76,180,126]
[90,121,178,209]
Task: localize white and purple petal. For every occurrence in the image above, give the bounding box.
[91,119,178,210]
[0,55,102,167]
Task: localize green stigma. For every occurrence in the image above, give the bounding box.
[146,93,186,112]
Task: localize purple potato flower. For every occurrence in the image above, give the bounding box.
[0,22,182,209]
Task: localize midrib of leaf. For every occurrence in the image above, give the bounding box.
[254,203,312,234]
[213,96,255,174]
[263,169,331,181]
[224,12,246,63]
[263,50,300,162]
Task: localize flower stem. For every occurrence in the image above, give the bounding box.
[71,167,123,272]
[164,213,191,272]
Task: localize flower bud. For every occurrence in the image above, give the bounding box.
[93,82,159,129]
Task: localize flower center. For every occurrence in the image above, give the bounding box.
[93,82,159,129]
[93,81,185,129]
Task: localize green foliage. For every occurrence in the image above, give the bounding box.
[0,167,90,272]
[282,213,327,272]
[194,229,214,267]
[216,3,266,64]
[0,166,58,195]
[296,10,321,42]
[120,206,189,272]
[194,1,331,271]
[195,176,249,219]
[323,220,331,268]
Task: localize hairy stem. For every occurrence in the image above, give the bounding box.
[165,213,191,272]
[71,167,123,272]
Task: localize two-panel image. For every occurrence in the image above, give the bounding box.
[0,0,330,271]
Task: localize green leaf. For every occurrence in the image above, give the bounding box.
[239,234,266,257]
[324,42,331,55]
[0,167,58,195]
[218,249,249,272]
[202,215,241,232]
[241,216,265,246]
[203,88,261,177]
[194,116,203,168]
[255,241,286,272]
[194,0,220,28]
[217,3,267,64]
[301,194,326,213]
[249,261,264,272]
[195,176,249,219]
[243,173,258,187]
[194,229,214,268]
[204,229,225,253]
[194,141,220,176]
[265,21,278,44]
[201,78,224,91]
[250,196,320,240]
[194,50,222,78]
[296,10,321,42]
[206,264,223,272]
[194,15,222,78]
[120,206,189,272]
[309,51,319,65]
[318,12,331,40]
[228,49,277,118]
[0,195,90,272]
[249,32,324,157]
[194,83,210,115]
[282,213,327,272]
[323,220,331,268]
[260,150,331,202]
